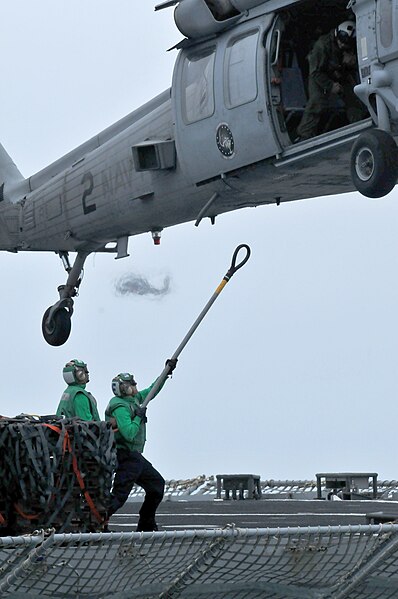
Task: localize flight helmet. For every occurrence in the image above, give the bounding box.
[112,373,137,397]
[336,21,356,48]
[63,359,89,385]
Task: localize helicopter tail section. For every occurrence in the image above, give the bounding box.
[0,143,25,251]
[0,142,25,203]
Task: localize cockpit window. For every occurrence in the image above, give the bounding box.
[182,48,216,124]
[225,31,259,108]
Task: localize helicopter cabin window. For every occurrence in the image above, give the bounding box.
[182,48,216,124]
[225,31,259,108]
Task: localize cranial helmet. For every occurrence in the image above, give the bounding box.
[112,373,137,397]
[63,359,89,385]
[336,21,356,46]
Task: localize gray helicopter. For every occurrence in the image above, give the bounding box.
[0,0,396,346]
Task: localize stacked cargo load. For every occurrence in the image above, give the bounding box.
[0,416,115,535]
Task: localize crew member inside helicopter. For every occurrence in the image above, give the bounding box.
[296,20,365,141]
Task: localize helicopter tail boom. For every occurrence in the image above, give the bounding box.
[0,143,26,203]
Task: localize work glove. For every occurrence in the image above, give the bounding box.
[108,417,118,431]
[135,405,147,423]
[165,358,178,374]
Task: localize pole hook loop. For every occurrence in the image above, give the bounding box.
[225,244,251,280]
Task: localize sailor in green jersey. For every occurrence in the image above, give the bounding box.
[56,359,100,421]
[105,359,177,532]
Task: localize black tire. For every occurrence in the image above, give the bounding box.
[350,129,398,198]
[42,306,71,346]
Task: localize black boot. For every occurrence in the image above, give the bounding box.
[136,518,158,532]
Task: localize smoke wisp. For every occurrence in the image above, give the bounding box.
[115,273,171,298]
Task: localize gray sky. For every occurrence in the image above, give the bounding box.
[1,1,398,482]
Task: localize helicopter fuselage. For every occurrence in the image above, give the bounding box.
[1,0,397,344]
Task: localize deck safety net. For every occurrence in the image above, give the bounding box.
[1,524,398,598]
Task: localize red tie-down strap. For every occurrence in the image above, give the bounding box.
[14,504,39,520]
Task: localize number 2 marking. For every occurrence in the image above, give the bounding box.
[81,172,97,215]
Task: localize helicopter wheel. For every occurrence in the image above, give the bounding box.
[350,129,398,198]
[42,306,72,346]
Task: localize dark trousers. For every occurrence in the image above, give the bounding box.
[108,448,164,531]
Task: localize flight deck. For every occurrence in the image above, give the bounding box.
[109,475,398,531]
[2,477,398,598]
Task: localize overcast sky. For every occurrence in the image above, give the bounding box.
[1,1,398,482]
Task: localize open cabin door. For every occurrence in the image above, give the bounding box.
[265,15,308,146]
[172,15,280,184]
[266,7,372,146]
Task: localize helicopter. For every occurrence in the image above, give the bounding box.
[0,0,397,346]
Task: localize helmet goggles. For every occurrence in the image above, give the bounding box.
[112,373,137,397]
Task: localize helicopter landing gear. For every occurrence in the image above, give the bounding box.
[350,129,398,198]
[42,251,90,346]
[42,304,72,346]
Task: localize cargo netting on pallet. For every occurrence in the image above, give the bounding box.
[1,524,398,598]
[0,417,116,534]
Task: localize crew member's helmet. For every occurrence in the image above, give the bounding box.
[335,21,356,47]
[112,373,137,397]
[63,359,89,385]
